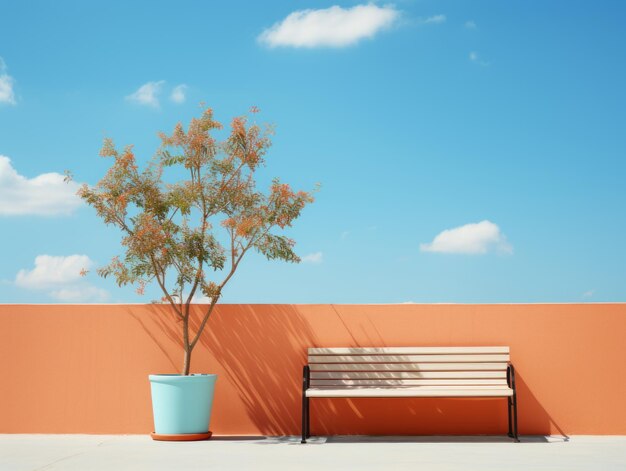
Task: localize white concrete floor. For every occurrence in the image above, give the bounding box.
[1,435,625,471]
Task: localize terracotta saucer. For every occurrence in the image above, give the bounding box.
[150,431,212,441]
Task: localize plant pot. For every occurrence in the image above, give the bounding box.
[149,374,217,441]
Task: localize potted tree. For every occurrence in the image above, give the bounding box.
[77,106,315,440]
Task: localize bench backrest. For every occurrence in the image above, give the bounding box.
[307,347,510,388]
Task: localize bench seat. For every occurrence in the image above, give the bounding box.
[306,387,514,398]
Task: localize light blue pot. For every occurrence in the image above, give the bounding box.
[149,374,217,434]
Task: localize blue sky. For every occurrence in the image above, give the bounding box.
[1,0,625,303]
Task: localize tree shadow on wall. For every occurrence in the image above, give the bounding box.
[129,304,571,440]
[131,303,325,435]
[195,304,320,436]
[127,305,182,372]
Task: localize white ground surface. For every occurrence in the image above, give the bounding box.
[1,435,625,471]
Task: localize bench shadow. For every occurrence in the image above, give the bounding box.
[304,371,570,440]
[310,306,572,440]
[515,372,570,442]
[326,435,553,444]
[218,435,564,445]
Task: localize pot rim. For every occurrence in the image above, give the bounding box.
[149,373,217,383]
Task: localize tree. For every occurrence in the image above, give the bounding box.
[78,106,315,375]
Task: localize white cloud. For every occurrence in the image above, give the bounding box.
[168,292,213,304]
[191,294,212,304]
[0,156,82,216]
[126,80,165,108]
[301,252,323,264]
[16,254,92,289]
[582,289,595,298]
[465,20,477,29]
[0,76,16,105]
[0,57,16,105]
[258,4,399,48]
[424,14,446,24]
[170,84,187,104]
[340,231,350,240]
[15,254,109,302]
[469,51,490,66]
[420,220,512,255]
[50,286,109,302]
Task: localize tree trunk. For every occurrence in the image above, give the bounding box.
[182,347,192,376]
[182,315,192,375]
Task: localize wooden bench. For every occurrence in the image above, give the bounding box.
[301,346,518,443]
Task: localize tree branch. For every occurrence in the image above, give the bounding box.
[149,253,183,319]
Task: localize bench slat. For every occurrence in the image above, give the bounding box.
[308,354,510,364]
[310,379,508,387]
[310,371,507,379]
[306,387,514,398]
[308,347,509,355]
[310,363,508,372]
[311,384,509,390]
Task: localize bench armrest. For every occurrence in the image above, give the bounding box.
[302,365,310,391]
[507,363,516,391]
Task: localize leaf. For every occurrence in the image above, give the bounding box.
[255,234,299,262]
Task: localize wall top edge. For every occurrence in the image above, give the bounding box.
[0,302,625,306]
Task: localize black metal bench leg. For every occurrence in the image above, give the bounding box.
[507,363,520,442]
[301,365,310,444]
[507,397,513,438]
[301,393,307,443]
[512,394,519,442]
[306,397,311,438]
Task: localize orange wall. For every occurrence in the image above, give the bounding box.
[1,303,625,436]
